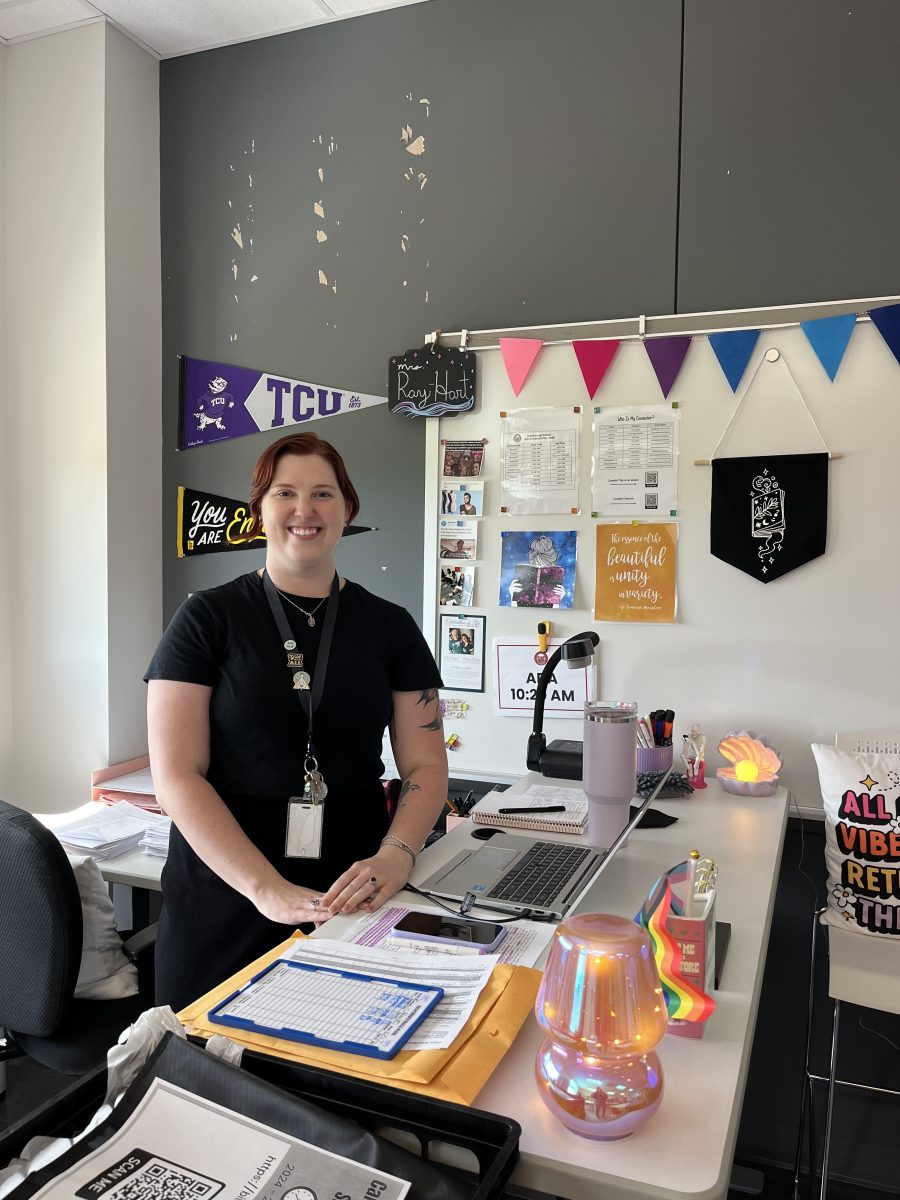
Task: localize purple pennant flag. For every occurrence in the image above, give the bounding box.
[800,313,856,381]
[708,329,760,392]
[178,356,387,450]
[644,336,692,398]
[869,303,900,369]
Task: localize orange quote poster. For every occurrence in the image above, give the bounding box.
[594,522,677,623]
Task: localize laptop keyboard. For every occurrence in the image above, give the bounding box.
[487,841,593,908]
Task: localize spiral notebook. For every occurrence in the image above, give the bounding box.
[471,785,588,834]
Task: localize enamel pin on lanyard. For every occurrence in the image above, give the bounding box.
[263,571,340,858]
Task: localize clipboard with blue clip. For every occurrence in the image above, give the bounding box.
[207,958,444,1060]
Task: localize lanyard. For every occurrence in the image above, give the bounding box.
[262,570,340,755]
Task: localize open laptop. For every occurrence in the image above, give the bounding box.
[417,770,671,921]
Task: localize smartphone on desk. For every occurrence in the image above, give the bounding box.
[393,911,507,953]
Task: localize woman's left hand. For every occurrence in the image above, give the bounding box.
[319,844,414,915]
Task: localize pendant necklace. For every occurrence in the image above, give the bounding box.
[275,589,328,627]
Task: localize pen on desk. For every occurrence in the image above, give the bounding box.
[498,805,567,815]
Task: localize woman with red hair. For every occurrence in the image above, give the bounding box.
[146,432,446,1011]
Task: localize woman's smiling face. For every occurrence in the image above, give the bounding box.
[261,453,350,583]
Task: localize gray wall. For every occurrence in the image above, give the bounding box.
[159,0,682,618]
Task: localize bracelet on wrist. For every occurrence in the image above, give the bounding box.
[380,834,418,867]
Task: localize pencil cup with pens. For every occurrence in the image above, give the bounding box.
[636,709,675,774]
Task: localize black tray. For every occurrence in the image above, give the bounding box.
[0,1036,520,1200]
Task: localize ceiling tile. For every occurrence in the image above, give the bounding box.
[98,0,331,57]
[324,0,430,14]
[0,0,97,40]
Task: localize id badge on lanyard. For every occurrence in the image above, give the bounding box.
[262,570,340,862]
[285,753,328,858]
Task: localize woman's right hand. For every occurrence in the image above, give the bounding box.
[252,879,334,926]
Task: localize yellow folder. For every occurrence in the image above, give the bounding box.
[178,932,541,1106]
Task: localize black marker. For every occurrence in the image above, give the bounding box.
[498,805,566,815]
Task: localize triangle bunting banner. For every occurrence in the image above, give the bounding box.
[572,339,621,399]
[800,313,856,380]
[869,302,900,369]
[709,329,760,392]
[499,338,544,396]
[645,336,692,398]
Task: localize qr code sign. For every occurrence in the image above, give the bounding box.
[644,471,658,488]
[644,493,658,509]
[77,1150,223,1200]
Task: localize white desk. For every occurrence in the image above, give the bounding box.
[390,775,788,1200]
[80,774,787,1200]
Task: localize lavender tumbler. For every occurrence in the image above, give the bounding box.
[583,701,638,849]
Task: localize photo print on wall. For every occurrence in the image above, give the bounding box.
[498,530,577,608]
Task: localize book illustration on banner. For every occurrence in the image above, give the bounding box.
[178,356,386,450]
[388,345,476,417]
[441,481,484,516]
[471,785,588,834]
[710,454,828,582]
[439,518,478,560]
[499,530,576,609]
[442,439,485,478]
[440,565,475,607]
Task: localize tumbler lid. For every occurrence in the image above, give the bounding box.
[584,700,637,723]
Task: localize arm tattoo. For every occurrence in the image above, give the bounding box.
[396,779,422,814]
[416,688,443,732]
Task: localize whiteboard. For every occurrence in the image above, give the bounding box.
[424,315,900,812]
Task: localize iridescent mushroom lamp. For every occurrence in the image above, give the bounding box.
[534,913,668,1140]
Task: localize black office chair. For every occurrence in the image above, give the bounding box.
[0,799,155,1097]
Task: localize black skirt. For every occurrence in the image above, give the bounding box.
[154,785,390,1012]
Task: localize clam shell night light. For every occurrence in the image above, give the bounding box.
[716,731,782,796]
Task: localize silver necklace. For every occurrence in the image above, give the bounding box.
[275,589,328,627]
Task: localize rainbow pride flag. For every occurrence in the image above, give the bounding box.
[637,862,716,1024]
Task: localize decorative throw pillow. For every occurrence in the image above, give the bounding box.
[811,744,900,938]
[66,854,140,999]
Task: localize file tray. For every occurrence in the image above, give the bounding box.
[0,1034,520,1200]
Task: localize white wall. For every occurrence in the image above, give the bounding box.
[0,40,10,800]
[5,23,160,810]
[431,312,900,813]
[104,26,161,763]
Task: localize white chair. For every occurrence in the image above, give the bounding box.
[793,731,900,1199]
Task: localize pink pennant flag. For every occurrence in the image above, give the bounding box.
[572,339,621,399]
[499,338,544,396]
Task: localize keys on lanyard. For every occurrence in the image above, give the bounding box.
[303,750,328,805]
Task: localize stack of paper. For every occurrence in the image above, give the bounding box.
[139,810,172,857]
[52,801,165,861]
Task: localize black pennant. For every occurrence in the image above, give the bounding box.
[710,453,828,583]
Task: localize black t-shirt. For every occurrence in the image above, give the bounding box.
[144,572,442,890]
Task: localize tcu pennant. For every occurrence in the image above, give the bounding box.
[179,356,386,449]
[710,453,828,583]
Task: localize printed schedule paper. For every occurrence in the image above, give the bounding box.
[208,959,443,1059]
[285,938,496,1050]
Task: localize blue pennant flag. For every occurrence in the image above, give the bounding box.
[709,329,760,392]
[869,302,900,369]
[800,313,857,381]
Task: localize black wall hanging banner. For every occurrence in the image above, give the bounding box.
[710,453,828,583]
[388,345,476,417]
